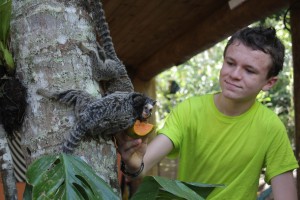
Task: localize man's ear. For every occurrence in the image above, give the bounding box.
[262,76,278,91]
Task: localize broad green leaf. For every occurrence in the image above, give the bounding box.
[129,176,160,200]
[0,0,12,45]
[130,176,224,200]
[25,153,119,200]
[181,182,225,199]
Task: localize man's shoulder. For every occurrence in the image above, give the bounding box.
[255,101,280,119]
[254,101,284,128]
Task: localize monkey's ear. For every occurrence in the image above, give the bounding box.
[153,100,157,106]
[131,93,144,103]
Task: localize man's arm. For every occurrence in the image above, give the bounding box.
[143,134,174,174]
[271,171,297,200]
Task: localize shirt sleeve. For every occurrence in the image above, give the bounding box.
[157,98,192,158]
[264,116,299,183]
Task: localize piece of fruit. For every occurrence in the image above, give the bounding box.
[127,120,154,138]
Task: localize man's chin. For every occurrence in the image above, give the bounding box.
[222,90,242,100]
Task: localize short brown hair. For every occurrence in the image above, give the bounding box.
[224,26,285,78]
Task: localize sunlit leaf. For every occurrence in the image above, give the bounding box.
[3,48,14,68]
[0,41,14,71]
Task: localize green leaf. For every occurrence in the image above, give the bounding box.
[25,153,119,200]
[130,176,224,200]
[0,41,14,70]
[0,0,12,45]
[0,0,14,73]
[181,182,225,199]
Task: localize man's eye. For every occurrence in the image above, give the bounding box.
[246,69,255,74]
[226,61,234,66]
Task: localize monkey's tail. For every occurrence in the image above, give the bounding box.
[91,0,120,62]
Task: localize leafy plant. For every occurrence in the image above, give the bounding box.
[23,153,119,200]
[0,0,14,73]
[24,153,223,200]
[131,176,224,200]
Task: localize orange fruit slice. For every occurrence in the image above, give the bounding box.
[127,120,154,138]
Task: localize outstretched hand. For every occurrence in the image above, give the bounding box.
[115,132,148,172]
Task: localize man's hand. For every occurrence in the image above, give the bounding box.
[116,132,174,177]
[115,132,148,173]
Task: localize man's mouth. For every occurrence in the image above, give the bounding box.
[225,80,242,89]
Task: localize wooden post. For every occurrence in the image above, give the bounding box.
[290,0,300,198]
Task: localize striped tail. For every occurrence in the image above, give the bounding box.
[91,0,120,62]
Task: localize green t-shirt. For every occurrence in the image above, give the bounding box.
[158,94,298,200]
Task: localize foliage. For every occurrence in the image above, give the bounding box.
[24,154,223,200]
[130,176,224,200]
[24,153,119,200]
[0,0,14,73]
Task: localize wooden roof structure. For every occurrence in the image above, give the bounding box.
[102,0,289,81]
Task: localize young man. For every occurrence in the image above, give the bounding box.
[116,26,299,199]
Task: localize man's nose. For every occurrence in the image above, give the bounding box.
[230,67,242,79]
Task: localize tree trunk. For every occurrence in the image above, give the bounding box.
[10,0,120,194]
[0,125,17,200]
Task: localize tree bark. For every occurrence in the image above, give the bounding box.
[0,125,17,200]
[10,0,120,194]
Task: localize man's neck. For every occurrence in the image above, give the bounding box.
[214,93,255,116]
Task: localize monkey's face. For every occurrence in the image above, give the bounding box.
[132,93,156,121]
[141,99,156,120]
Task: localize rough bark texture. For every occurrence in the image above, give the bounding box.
[0,125,17,200]
[10,0,120,194]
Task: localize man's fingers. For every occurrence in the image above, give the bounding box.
[115,132,133,146]
[126,139,142,152]
[141,137,148,144]
[117,138,142,154]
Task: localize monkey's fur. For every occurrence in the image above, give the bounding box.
[81,0,134,95]
[37,89,156,154]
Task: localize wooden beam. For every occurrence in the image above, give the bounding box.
[290,0,300,198]
[135,0,288,81]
